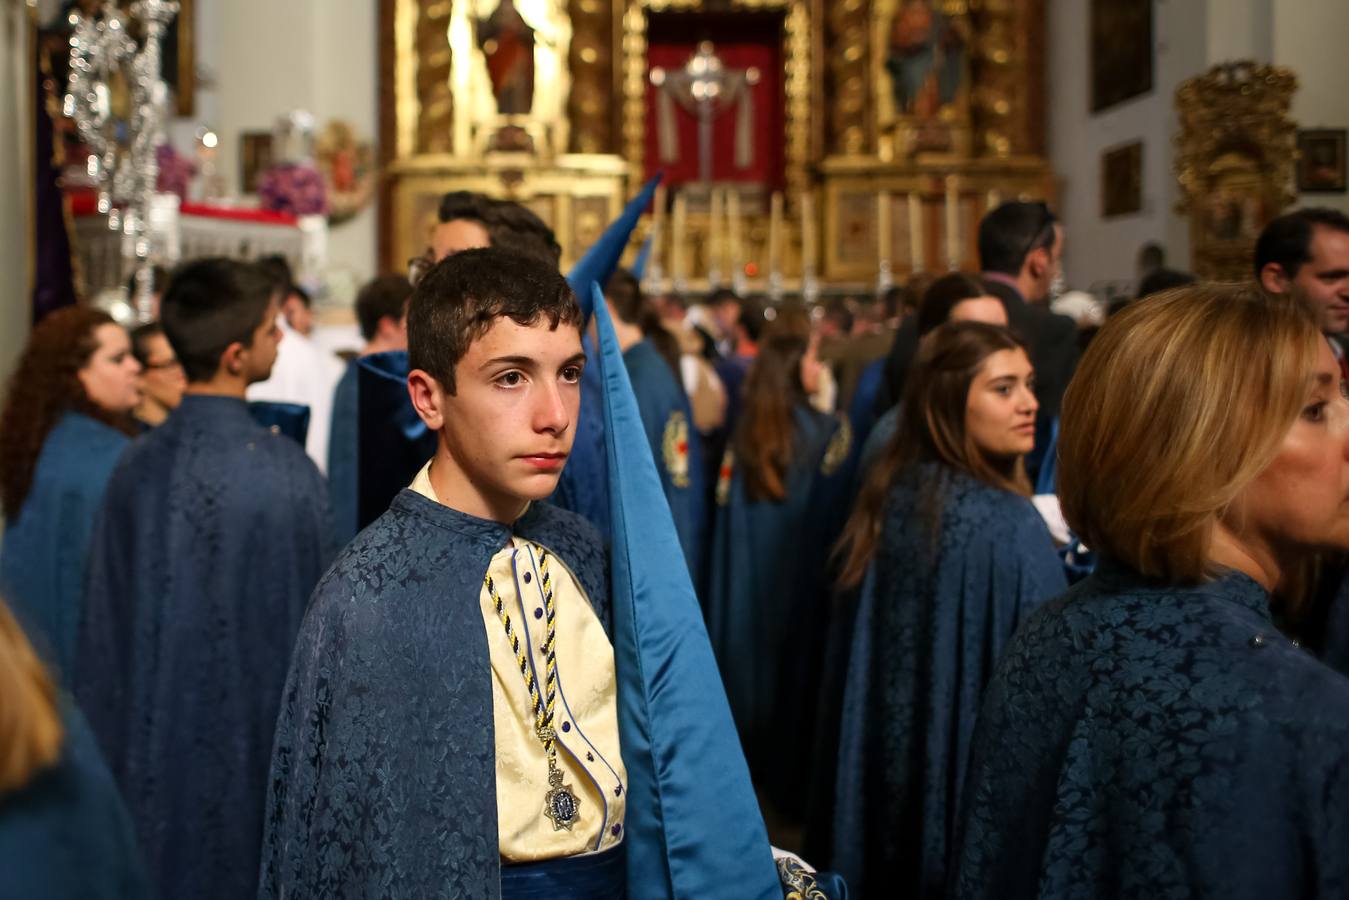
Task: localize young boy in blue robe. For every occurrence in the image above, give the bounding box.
[76,258,333,900]
[603,269,707,587]
[262,249,628,898]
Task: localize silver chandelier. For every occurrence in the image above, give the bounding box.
[63,0,179,323]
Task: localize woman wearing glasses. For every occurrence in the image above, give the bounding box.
[129,323,186,429]
[0,308,141,678]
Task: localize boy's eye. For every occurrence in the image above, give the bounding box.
[561,365,582,383]
[498,371,524,387]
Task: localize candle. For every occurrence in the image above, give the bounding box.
[945,176,961,270]
[801,190,816,274]
[727,189,744,291]
[877,190,892,269]
[768,190,784,282]
[708,188,724,286]
[650,184,667,282]
[907,192,924,272]
[671,191,688,289]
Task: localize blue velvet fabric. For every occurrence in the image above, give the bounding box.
[246,400,311,447]
[551,333,612,541]
[0,700,150,900]
[822,463,1065,899]
[591,288,782,900]
[260,492,610,899]
[327,359,360,544]
[622,338,707,586]
[952,560,1349,899]
[75,395,332,900]
[501,843,626,899]
[705,404,856,819]
[0,413,128,680]
[356,351,438,530]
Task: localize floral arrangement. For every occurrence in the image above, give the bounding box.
[155,143,198,199]
[257,162,329,217]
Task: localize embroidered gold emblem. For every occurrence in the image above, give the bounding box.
[715,449,734,506]
[820,416,852,476]
[662,410,692,488]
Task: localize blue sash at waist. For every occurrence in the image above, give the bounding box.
[500,842,626,899]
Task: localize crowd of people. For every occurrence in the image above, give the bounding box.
[1,193,1348,899]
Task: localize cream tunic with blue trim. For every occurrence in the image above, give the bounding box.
[410,462,627,861]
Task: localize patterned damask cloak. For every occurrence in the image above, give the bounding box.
[952,561,1349,899]
[816,462,1065,899]
[76,395,332,900]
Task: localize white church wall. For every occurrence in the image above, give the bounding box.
[1,0,32,384]
[1273,0,1349,216]
[1047,0,1208,296]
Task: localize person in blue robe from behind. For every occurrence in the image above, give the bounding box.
[820,321,1065,898]
[0,597,149,900]
[329,274,412,545]
[0,307,141,678]
[76,259,333,900]
[952,284,1349,898]
[603,269,707,587]
[705,312,856,826]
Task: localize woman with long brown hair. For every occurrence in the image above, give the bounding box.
[0,595,148,896]
[820,321,1064,899]
[0,306,140,677]
[704,321,855,826]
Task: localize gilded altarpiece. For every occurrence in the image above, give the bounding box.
[380,0,1053,289]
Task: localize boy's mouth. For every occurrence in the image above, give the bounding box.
[521,452,567,470]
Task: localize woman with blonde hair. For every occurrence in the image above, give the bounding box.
[0,597,147,897]
[952,284,1349,898]
[815,321,1064,898]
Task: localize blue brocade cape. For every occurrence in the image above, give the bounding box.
[952,561,1349,899]
[821,463,1064,899]
[75,395,333,900]
[704,403,855,819]
[0,700,149,900]
[622,338,707,588]
[0,413,128,678]
[259,492,609,899]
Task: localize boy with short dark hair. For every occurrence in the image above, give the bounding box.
[263,248,625,897]
[77,257,333,900]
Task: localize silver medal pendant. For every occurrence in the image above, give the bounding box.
[543,770,581,831]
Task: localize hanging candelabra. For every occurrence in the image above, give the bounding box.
[64,0,179,322]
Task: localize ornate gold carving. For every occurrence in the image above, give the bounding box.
[415,0,453,154]
[1174,62,1298,281]
[568,0,615,152]
[825,0,869,156]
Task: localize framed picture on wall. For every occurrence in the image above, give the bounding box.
[1090,0,1153,113]
[1102,142,1144,218]
[1297,129,1347,193]
[240,132,274,195]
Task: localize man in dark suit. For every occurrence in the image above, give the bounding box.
[874,201,1079,445]
[1256,207,1349,380]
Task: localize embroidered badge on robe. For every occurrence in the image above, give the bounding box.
[820,417,852,477]
[662,410,692,488]
[715,449,734,506]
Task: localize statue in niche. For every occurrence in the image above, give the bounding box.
[885,0,968,119]
[476,0,536,115]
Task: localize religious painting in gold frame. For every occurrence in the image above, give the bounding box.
[870,0,974,161]
[1101,141,1143,219]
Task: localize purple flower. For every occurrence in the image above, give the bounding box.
[156,144,198,199]
[257,162,330,216]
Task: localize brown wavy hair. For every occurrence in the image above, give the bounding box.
[0,306,136,519]
[0,597,64,796]
[733,330,811,502]
[835,321,1031,588]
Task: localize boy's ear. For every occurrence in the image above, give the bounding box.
[407,368,447,431]
[219,341,248,378]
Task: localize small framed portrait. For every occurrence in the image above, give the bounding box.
[240,132,275,195]
[1298,129,1347,193]
[1101,142,1144,218]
